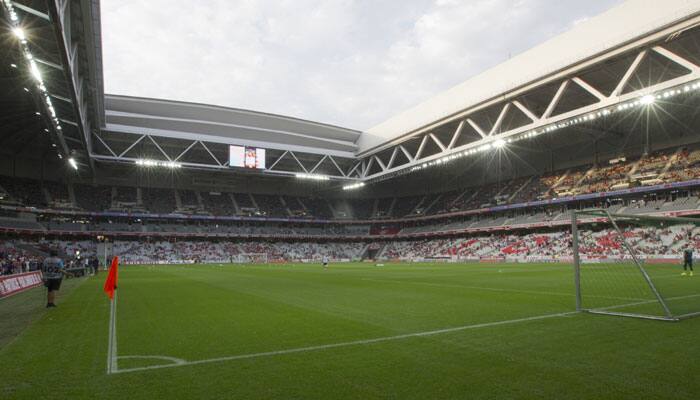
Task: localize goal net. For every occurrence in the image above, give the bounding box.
[233,253,268,264]
[572,209,700,321]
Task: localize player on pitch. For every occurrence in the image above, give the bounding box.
[682,247,694,276]
[322,255,329,270]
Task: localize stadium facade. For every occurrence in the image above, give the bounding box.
[3,0,700,264]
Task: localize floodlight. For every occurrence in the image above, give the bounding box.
[493,139,506,148]
[640,94,655,105]
[68,157,78,170]
[12,27,25,41]
[342,182,365,190]
[295,173,329,181]
[29,60,42,82]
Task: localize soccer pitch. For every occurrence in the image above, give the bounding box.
[2,262,700,399]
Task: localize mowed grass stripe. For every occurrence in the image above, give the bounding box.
[2,262,700,400]
[116,267,396,361]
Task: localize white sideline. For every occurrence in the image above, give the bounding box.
[112,310,576,375]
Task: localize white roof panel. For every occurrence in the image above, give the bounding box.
[359,0,700,154]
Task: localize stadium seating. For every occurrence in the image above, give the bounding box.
[1,146,700,222]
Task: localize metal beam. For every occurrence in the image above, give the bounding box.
[267,151,289,170]
[572,77,606,101]
[429,133,446,151]
[90,154,355,181]
[327,156,346,177]
[374,155,387,171]
[652,45,699,72]
[512,100,539,122]
[356,14,700,158]
[447,120,465,149]
[359,70,700,181]
[309,155,328,173]
[399,145,414,162]
[289,152,308,173]
[50,94,72,104]
[387,147,399,168]
[93,133,117,157]
[105,123,356,159]
[467,119,487,138]
[612,50,646,97]
[346,161,362,177]
[414,135,429,160]
[489,103,510,136]
[118,135,145,158]
[199,141,223,166]
[45,0,95,172]
[362,157,374,178]
[174,140,199,162]
[148,135,172,161]
[35,58,63,71]
[10,1,50,20]
[542,80,569,119]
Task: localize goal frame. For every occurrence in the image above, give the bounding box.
[572,209,700,322]
[234,253,269,264]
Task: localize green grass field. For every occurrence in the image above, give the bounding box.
[1,262,700,399]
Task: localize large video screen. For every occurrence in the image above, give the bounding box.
[229,146,265,169]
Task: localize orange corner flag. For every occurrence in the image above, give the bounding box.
[103,256,119,300]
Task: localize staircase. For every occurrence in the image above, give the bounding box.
[229,193,241,214]
[508,176,534,203]
[67,183,77,207]
[422,194,442,215]
[174,190,183,209]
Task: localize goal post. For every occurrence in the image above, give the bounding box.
[572,209,700,321]
[233,253,268,264]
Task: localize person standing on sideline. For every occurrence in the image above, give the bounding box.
[42,249,65,308]
[682,248,694,276]
[92,256,100,275]
[322,255,329,270]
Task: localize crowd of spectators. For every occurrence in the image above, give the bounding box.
[6,239,366,264]
[0,243,40,275]
[381,223,700,261]
[3,147,700,222]
[3,220,696,268]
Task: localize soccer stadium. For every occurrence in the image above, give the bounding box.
[2,0,700,398]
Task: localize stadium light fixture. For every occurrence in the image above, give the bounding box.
[68,158,78,170]
[12,27,25,41]
[2,0,64,141]
[135,159,182,168]
[343,182,365,190]
[400,78,700,177]
[295,173,329,181]
[29,60,42,82]
[640,94,656,105]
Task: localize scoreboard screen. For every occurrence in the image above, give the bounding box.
[229,146,265,169]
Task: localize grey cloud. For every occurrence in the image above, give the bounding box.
[102,0,623,130]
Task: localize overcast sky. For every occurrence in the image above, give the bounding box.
[102,0,624,130]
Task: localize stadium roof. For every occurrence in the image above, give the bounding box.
[6,0,700,184]
[358,0,700,155]
[0,0,103,171]
[103,95,361,157]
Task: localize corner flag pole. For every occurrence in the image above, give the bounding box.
[104,256,119,373]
